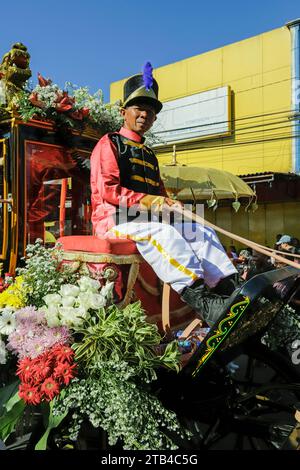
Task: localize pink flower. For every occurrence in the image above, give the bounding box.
[15,306,45,325]
[7,317,71,359]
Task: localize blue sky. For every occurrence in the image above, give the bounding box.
[1,0,300,101]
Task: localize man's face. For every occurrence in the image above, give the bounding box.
[120,103,157,135]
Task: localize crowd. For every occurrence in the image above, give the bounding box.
[224,234,300,283]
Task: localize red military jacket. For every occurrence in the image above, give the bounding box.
[90,127,167,236]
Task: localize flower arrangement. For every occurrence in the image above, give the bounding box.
[0,241,188,450]
[13,73,122,135]
[262,303,300,356]
[12,73,163,145]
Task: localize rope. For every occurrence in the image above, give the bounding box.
[172,206,300,270]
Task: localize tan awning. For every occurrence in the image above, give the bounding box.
[160,165,255,205]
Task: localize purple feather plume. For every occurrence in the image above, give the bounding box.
[142,62,153,91]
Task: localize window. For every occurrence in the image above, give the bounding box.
[25,142,92,244]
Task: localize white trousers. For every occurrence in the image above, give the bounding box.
[111,221,237,294]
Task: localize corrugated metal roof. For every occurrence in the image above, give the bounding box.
[238,171,300,184]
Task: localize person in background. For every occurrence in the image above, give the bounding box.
[276,234,300,264]
[274,233,282,250]
[291,237,300,249]
[237,249,252,280]
[242,249,273,281]
[229,245,238,258]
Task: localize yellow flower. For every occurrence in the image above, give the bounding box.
[0,276,26,309]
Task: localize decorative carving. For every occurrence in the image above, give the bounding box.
[0,43,31,108]
[192,296,251,377]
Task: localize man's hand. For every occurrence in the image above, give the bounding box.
[140,195,183,211]
[163,197,183,208]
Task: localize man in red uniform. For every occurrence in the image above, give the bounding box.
[90,65,237,327]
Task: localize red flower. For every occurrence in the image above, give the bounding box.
[68,110,84,120]
[40,376,60,401]
[38,72,52,87]
[19,383,42,405]
[54,91,75,113]
[54,362,76,385]
[17,357,36,384]
[33,357,52,381]
[55,102,73,112]
[29,92,45,109]
[52,345,74,363]
[81,107,90,117]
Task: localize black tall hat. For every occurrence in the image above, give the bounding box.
[122,62,162,114]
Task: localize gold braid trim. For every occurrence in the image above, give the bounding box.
[60,250,143,265]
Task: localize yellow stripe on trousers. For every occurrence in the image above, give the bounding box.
[111,228,199,282]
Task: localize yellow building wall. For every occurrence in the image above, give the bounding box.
[110,26,292,175]
[203,202,300,251]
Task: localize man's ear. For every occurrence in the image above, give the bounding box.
[120,107,126,118]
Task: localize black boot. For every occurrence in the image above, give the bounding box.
[211,274,238,295]
[181,280,231,327]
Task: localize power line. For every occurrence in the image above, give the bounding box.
[154,108,297,136]
[159,77,292,113]
[157,132,300,154]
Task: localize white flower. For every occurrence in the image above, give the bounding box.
[58,306,87,327]
[78,292,106,310]
[88,293,106,309]
[71,308,90,327]
[61,296,76,307]
[78,276,100,293]
[60,284,80,297]
[45,313,61,328]
[0,338,7,364]
[0,310,16,335]
[44,305,61,327]
[58,308,77,327]
[101,281,114,299]
[43,293,62,306]
[73,306,90,322]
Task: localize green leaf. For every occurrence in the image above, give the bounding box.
[0,381,20,417]
[5,390,21,413]
[0,399,26,442]
[35,399,68,450]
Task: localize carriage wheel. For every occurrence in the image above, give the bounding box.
[198,343,300,450]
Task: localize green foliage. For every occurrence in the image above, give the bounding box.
[35,397,68,450]
[0,381,19,417]
[73,301,181,381]
[262,304,300,355]
[53,364,189,450]
[0,398,26,442]
[61,301,185,449]
[66,83,122,134]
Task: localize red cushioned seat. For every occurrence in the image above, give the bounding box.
[57,236,138,255]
